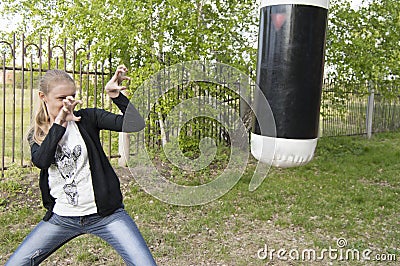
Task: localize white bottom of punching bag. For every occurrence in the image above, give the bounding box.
[250,133,318,168]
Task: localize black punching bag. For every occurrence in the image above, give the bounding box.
[251,0,329,168]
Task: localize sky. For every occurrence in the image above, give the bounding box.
[352,0,363,7]
[351,0,370,8]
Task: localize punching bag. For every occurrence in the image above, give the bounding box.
[251,0,329,168]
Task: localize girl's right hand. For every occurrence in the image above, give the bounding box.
[55,96,82,126]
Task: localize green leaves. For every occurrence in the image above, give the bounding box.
[1,0,257,76]
[327,0,400,90]
[3,0,398,103]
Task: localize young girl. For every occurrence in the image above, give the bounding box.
[6,66,157,266]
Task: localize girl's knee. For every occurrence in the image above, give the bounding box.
[5,248,43,266]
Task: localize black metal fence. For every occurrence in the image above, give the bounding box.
[137,63,248,151]
[0,34,245,175]
[0,34,116,176]
[321,80,400,137]
[1,34,400,175]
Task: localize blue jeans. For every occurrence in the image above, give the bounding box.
[5,208,157,266]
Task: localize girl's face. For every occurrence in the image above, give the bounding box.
[39,81,77,121]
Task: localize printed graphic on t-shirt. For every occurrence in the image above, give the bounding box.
[55,144,82,206]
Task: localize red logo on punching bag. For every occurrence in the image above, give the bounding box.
[271,14,286,31]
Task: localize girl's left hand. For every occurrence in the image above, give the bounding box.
[105,65,130,98]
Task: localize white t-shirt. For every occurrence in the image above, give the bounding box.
[48,121,97,216]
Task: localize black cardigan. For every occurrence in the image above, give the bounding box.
[29,93,145,221]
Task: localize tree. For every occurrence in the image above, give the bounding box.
[1,0,260,148]
[326,0,400,94]
[3,0,399,90]
[1,0,258,76]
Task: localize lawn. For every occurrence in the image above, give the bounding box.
[0,132,399,265]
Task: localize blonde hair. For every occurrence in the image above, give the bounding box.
[29,70,75,145]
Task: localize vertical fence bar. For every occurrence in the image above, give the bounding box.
[21,35,25,166]
[215,84,219,142]
[63,38,67,71]
[11,34,16,163]
[390,99,396,130]
[227,89,231,140]
[101,63,105,146]
[30,55,34,127]
[94,63,97,108]
[47,36,51,70]
[203,81,207,138]
[177,72,180,142]
[86,44,90,108]
[72,40,76,81]
[39,35,42,78]
[147,82,151,149]
[152,103,155,149]
[101,63,105,109]
[79,60,83,101]
[197,82,200,140]
[75,47,86,101]
[209,84,212,141]
[385,98,391,130]
[206,83,210,138]
[2,53,6,176]
[108,53,112,160]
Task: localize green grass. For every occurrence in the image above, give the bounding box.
[1,132,400,265]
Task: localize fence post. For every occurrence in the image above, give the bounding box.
[366,81,375,139]
[118,90,130,167]
[118,132,130,167]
